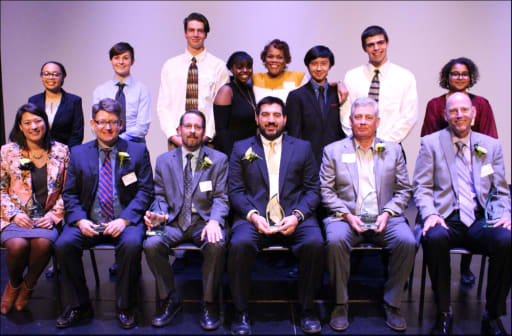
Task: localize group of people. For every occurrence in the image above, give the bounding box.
[1,11,510,336]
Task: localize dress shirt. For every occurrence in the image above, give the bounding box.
[157,49,229,140]
[92,75,152,141]
[44,101,60,127]
[261,135,283,200]
[340,61,418,143]
[310,80,329,102]
[182,147,200,213]
[354,140,378,216]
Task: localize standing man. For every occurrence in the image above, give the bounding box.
[157,12,229,150]
[143,110,229,331]
[55,98,153,329]
[340,25,418,150]
[413,92,510,335]
[228,96,325,335]
[93,42,152,143]
[286,45,346,169]
[320,97,415,332]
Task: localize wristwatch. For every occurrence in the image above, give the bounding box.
[292,210,303,223]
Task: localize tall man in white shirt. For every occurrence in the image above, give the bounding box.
[157,12,229,150]
[340,25,418,151]
[93,42,152,143]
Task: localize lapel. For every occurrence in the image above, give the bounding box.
[278,135,292,195]
[372,139,383,210]
[440,129,459,196]
[88,141,100,192]
[470,132,482,198]
[45,144,58,205]
[191,146,207,194]
[173,147,184,196]
[53,89,67,123]
[305,82,323,118]
[344,138,359,196]
[115,139,129,181]
[252,136,269,188]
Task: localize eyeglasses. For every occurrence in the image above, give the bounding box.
[41,71,62,78]
[449,71,470,79]
[182,124,203,131]
[93,119,120,128]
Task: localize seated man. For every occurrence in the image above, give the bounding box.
[55,98,153,329]
[143,110,229,330]
[228,96,325,335]
[413,92,511,335]
[320,97,415,332]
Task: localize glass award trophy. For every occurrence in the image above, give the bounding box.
[483,187,505,228]
[359,191,379,230]
[266,194,285,231]
[146,211,168,236]
[28,196,45,228]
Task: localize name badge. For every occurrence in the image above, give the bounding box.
[200,180,213,192]
[122,172,137,186]
[342,153,356,163]
[283,81,296,90]
[481,164,494,177]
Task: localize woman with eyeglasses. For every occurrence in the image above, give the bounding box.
[420,57,498,138]
[1,103,69,314]
[28,61,84,148]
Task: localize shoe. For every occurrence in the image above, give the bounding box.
[200,303,221,330]
[432,312,453,335]
[151,296,183,327]
[383,302,407,331]
[118,309,136,329]
[1,281,21,314]
[329,304,349,331]
[14,281,34,311]
[460,270,476,286]
[231,311,251,335]
[56,304,94,328]
[481,314,508,336]
[109,263,118,276]
[45,266,55,278]
[301,310,322,334]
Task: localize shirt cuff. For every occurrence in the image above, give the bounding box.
[292,209,304,221]
[246,209,259,222]
[383,208,396,217]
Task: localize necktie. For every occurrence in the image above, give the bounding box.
[115,83,126,132]
[368,69,380,102]
[318,86,325,117]
[268,141,278,174]
[185,57,198,111]
[455,142,476,226]
[179,153,193,230]
[98,150,114,223]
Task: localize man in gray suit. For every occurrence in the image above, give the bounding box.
[143,110,229,330]
[320,96,415,332]
[413,92,510,336]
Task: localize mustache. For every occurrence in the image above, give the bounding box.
[264,123,278,127]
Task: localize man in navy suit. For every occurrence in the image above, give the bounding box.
[228,96,325,335]
[286,45,346,169]
[55,98,153,329]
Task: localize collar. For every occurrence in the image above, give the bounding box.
[365,60,390,78]
[185,48,207,63]
[352,136,377,153]
[260,134,283,147]
[450,131,471,148]
[113,75,133,86]
[182,146,201,161]
[310,79,329,91]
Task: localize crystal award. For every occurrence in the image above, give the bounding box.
[266,194,285,231]
[359,191,379,230]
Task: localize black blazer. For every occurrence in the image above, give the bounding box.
[285,81,346,168]
[28,89,84,147]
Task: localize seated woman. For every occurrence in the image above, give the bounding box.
[28,61,84,148]
[213,51,258,156]
[1,103,69,314]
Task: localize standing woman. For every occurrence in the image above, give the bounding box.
[28,61,84,148]
[213,51,258,156]
[0,103,69,314]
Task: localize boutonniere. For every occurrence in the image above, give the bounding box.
[242,147,262,163]
[118,152,130,165]
[375,142,385,154]
[197,155,212,170]
[473,144,487,157]
[19,158,33,171]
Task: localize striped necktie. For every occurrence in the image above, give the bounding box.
[456,142,476,226]
[185,57,198,111]
[99,149,114,223]
[368,69,380,102]
[179,153,193,230]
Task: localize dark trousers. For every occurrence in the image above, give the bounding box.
[55,223,144,310]
[227,217,325,313]
[422,211,511,317]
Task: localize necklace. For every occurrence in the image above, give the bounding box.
[233,79,257,114]
[30,151,45,160]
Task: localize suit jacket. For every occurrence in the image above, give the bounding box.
[151,146,229,227]
[28,89,84,147]
[1,142,69,231]
[63,138,154,226]
[413,128,511,221]
[229,135,320,227]
[320,136,411,220]
[285,82,346,166]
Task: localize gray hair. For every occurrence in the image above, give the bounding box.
[350,97,379,119]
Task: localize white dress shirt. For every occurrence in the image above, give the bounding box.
[261,135,283,201]
[354,140,378,216]
[157,49,229,140]
[340,61,418,143]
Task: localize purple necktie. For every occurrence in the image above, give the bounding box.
[99,150,114,222]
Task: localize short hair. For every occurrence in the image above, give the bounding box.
[260,39,291,65]
[226,51,253,70]
[92,98,122,119]
[40,61,67,78]
[179,109,206,129]
[109,42,134,61]
[439,57,479,90]
[350,97,379,119]
[361,25,389,50]
[9,103,51,151]
[304,45,335,67]
[183,12,210,34]
[256,96,286,116]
